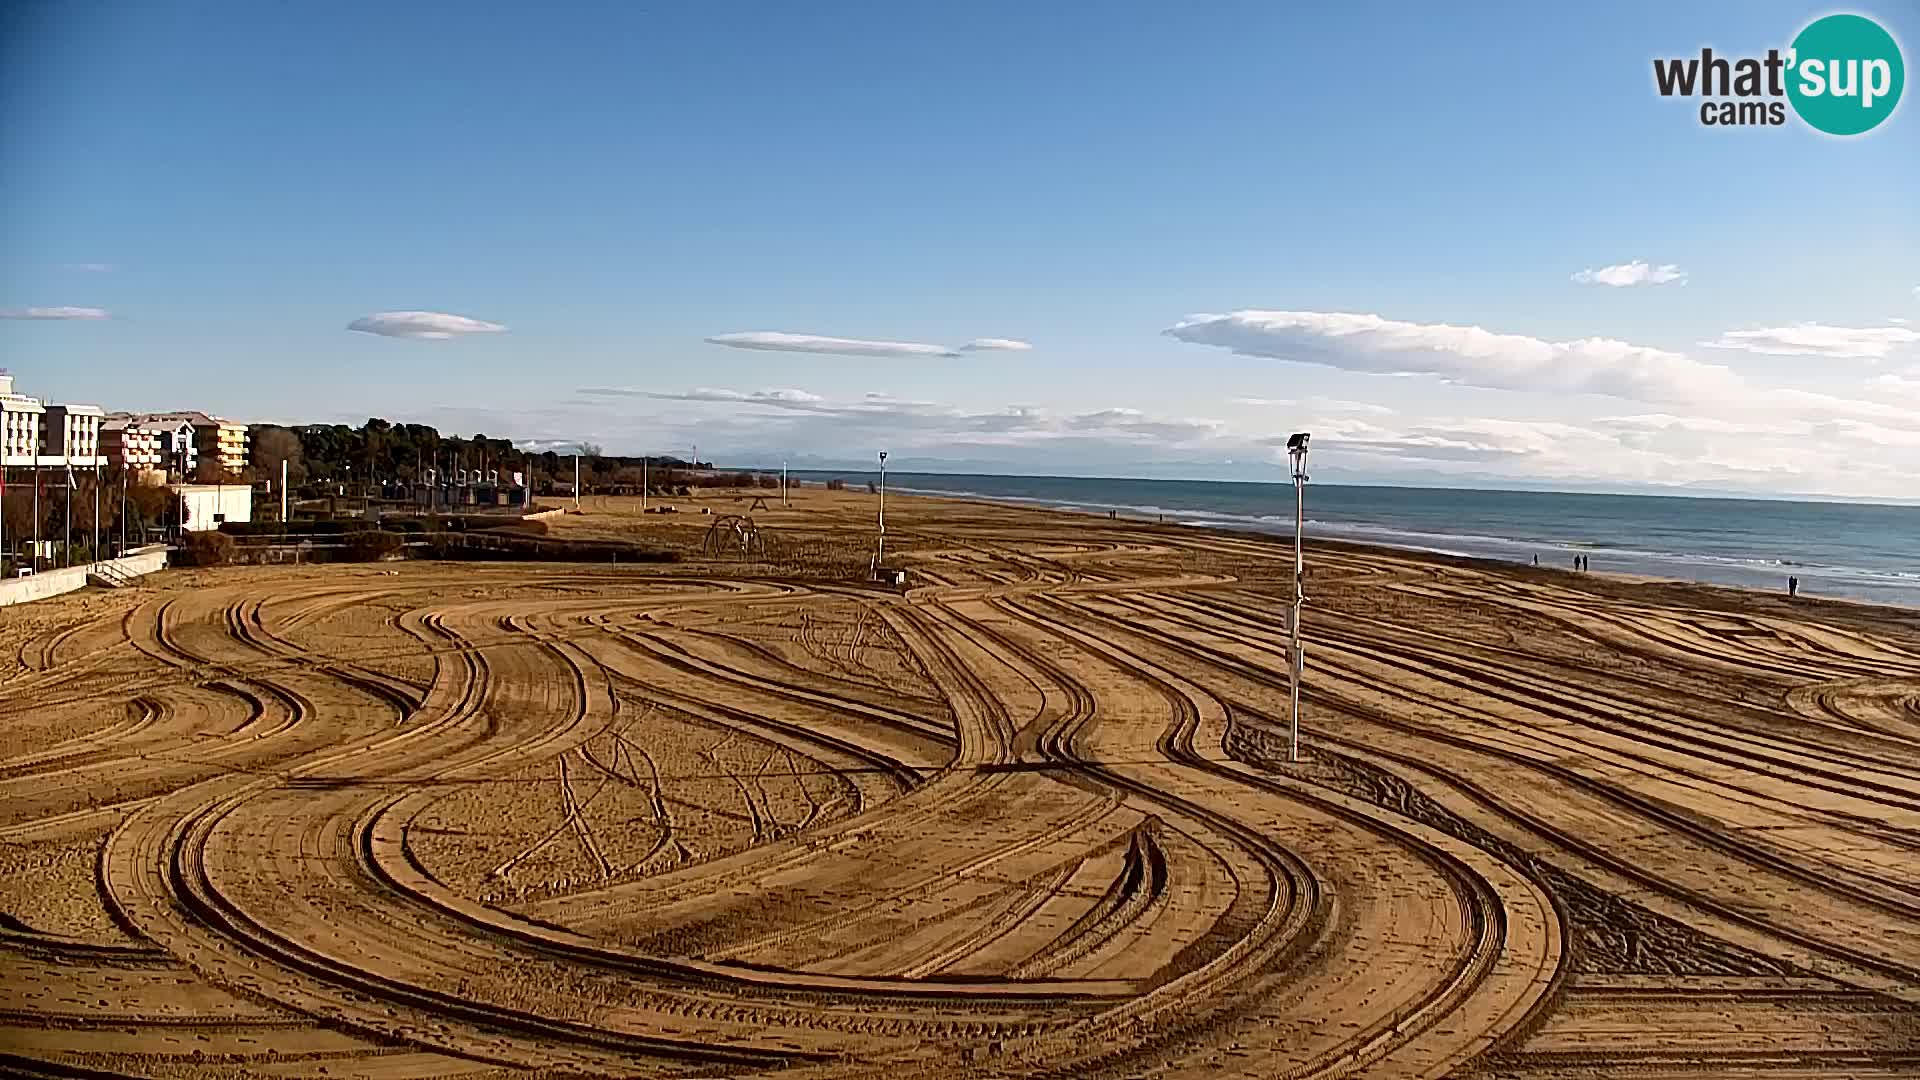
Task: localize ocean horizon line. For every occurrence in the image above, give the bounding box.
[774,467,1920,510]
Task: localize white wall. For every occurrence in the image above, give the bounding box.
[0,548,168,608]
[177,485,252,532]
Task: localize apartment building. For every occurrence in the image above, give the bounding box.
[100,417,198,481]
[121,411,250,478]
[0,373,46,467]
[41,404,106,468]
[0,372,104,468]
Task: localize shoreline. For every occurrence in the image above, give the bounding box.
[887,485,1920,621]
[873,477,1920,611]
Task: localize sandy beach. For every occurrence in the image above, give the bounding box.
[4,485,1919,1078]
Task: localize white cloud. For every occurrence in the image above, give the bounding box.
[515,438,597,454]
[585,386,936,417]
[1593,413,1800,436]
[1572,261,1688,287]
[348,311,507,340]
[638,387,824,405]
[1809,419,1920,449]
[704,331,1032,359]
[1230,395,1395,415]
[1869,373,1920,400]
[63,263,113,273]
[1295,417,1602,463]
[706,331,960,359]
[1067,408,1225,441]
[1703,323,1920,361]
[0,306,110,320]
[1166,310,1741,403]
[588,385,1226,447]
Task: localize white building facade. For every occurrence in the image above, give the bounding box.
[42,404,106,468]
[1,374,48,467]
[0,373,105,468]
[174,484,253,531]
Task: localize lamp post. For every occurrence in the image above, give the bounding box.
[1285,432,1311,763]
[876,450,888,570]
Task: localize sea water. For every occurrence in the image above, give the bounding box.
[851,473,1920,608]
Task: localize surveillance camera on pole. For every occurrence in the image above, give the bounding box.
[1285,432,1311,763]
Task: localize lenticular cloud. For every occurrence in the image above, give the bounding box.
[705,332,961,359]
[0,306,110,320]
[349,311,508,340]
[705,331,1034,359]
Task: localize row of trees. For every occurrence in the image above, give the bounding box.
[1,468,178,571]
[253,419,701,495]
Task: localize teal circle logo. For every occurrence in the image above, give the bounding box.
[1787,14,1904,135]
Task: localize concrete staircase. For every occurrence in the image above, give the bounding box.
[86,562,138,589]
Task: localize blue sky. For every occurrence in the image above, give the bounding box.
[3,1,1916,496]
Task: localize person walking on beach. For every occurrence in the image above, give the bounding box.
[1788,575,1799,598]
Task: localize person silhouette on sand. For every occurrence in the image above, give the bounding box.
[1788,575,1799,598]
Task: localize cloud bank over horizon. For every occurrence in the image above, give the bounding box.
[1163,310,1742,403]
[1703,323,1920,361]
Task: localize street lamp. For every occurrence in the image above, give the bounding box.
[1285,432,1311,762]
[876,450,888,571]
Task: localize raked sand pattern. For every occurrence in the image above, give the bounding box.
[3,488,1919,1078]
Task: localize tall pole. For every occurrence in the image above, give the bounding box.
[641,455,648,513]
[782,460,789,507]
[121,466,128,555]
[281,458,289,527]
[876,450,888,569]
[31,458,40,574]
[63,463,72,569]
[1285,433,1311,763]
[573,451,581,511]
[92,461,100,566]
